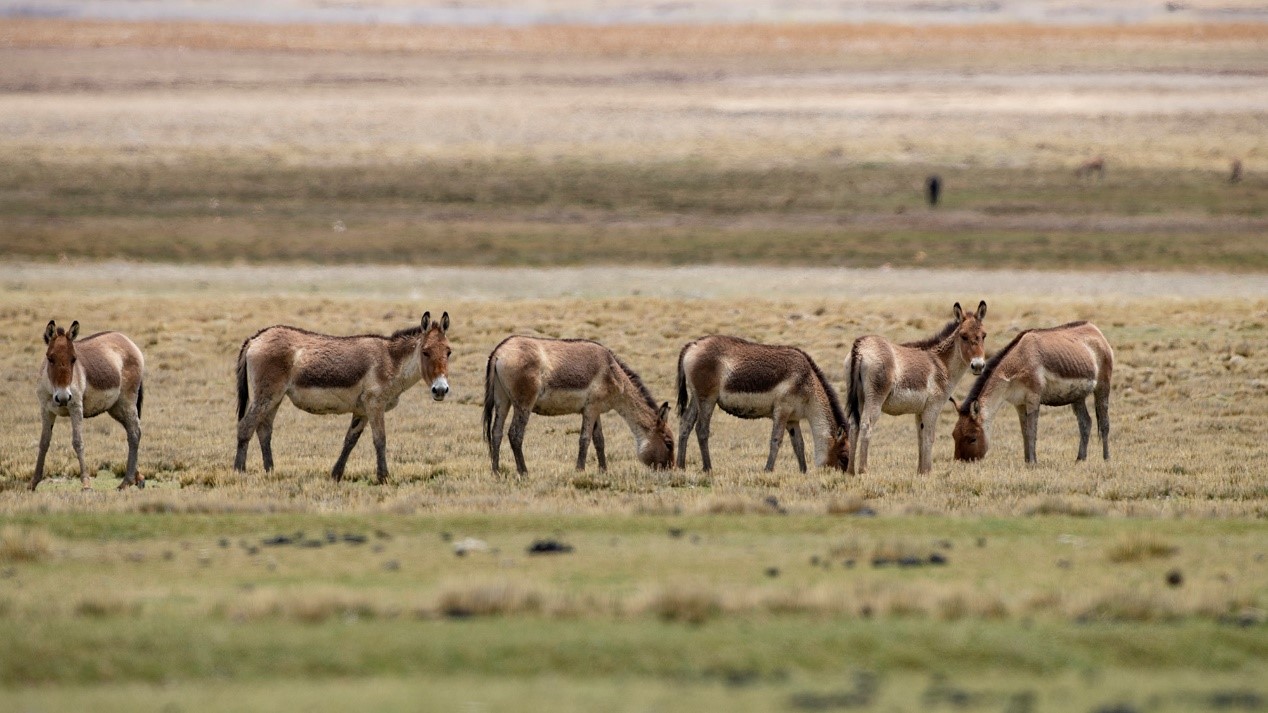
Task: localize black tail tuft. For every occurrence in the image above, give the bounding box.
[846,340,863,428]
[236,338,251,421]
[136,381,144,420]
[482,353,496,444]
[675,344,689,416]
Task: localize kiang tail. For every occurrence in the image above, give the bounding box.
[846,340,863,429]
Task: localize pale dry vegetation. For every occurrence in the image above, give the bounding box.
[2,19,1267,269]
[1,268,1265,518]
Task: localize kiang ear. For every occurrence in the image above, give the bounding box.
[969,401,981,418]
[657,402,670,422]
[440,311,450,333]
[952,302,964,321]
[948,397,959,411]
[421,311,431,332]
[44,320,57,344]
[68,320,80,341]
[976,300,988,320]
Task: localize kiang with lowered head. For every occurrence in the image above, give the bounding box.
[846,301,987,475]
[952,320,1113,464]
[33,320,146,491]
[482,336,674,475]
[676,335,850,473]
[234,311,451,483]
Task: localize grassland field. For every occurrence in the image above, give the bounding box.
[2,16,1268,713]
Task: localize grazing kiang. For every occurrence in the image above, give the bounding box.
[33,320,145,491]
[482,336,674,475]
[676,335,850,473]
[846,301,987,474]
[234,312,451,483]
[952,321,1113,464]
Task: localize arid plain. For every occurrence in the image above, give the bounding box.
[1,15,1267,713]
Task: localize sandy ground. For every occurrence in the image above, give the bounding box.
[6,262,1266,300]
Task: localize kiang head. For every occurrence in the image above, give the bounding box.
[43,319,80,407]
[951,398,988,462]
[824,425,851,472]
[953,301,988,376]
[419,311,451,401]
[639,402,674,470]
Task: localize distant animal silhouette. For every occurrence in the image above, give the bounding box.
[1230,158,1243,184]
[1075,156,1105,180]
[926,175,941,206]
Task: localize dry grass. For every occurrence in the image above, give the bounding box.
[1106,533,1181,563]
[1,266,1266,518]
[5,19,1266,61]
[0,526,55,563]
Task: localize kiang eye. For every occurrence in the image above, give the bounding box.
[446,348,452,357]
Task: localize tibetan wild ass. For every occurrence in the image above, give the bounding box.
[235,312,451,483]
[34,320,145,491]
[676,336,850,472]
[952,321,1112,464]
[1075,156,1105,180]
[846,301,987,474]
[482,336,673,474]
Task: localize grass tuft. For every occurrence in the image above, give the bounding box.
[1106,535,1180,563]
[0,526,55,563]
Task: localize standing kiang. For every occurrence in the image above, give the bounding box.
[953,321,1113,464]
[33,320,146,491]
[676,335,851,473]
[235,311,451,483]
[846,301,988,474]
[482,336,674,475]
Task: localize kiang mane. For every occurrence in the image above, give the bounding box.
[613,356,659,412]
[961,330,1030,413]
[795,348,848,428]
[901,318,960,350]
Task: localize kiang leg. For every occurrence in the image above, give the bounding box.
[31,410,55,491]
[1095,385,1111,461]
[69,402,88,489]
[369,408,389,484]
[695,399,717,472]
[592,417,607,471]
[677,396,698,470]
[508,406,531,475]
[787,421,807,473]
[331,414,367,482]
[1072,399,1092,462]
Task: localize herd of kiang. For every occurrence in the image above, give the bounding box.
[32,303,1115,491]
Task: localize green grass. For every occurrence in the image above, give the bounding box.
[4,156,1266,269]
[1,513,1265,710]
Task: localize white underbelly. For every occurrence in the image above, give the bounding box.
[533,388,590,416]
[883,387,930,415]
[1041,374,1096,406]
[718,390,777,420]
[288,386,362,415]
[81,388,121,417]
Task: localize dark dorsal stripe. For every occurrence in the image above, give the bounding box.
[794,347,848,430]
[251,323,424,344]
[901,318,960,350]
[959,321,1090,414]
